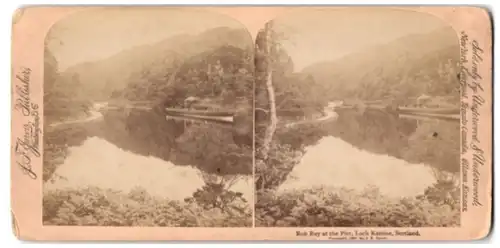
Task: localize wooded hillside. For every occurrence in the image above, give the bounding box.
[302,28,460,105]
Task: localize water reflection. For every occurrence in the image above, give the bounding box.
[276,109,460,197]
[279,109,460,174]
[44,105,253,201]
[46,105,252,176]
[332,110,459,172]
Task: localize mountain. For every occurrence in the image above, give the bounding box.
[59,27,253,101]
[119,44,254,107]
[302,27,460,102]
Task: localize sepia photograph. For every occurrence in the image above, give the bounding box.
[42,8,254,227]
[255,8,461,227]
[11,6,492,240]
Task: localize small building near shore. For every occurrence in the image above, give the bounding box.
[327,101,344,109]
[416,94,432,107]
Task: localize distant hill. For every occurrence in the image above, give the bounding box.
[119,44,254,107]
[60,27,253,101]
[302,28,460,103]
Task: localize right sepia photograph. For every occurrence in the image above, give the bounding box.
[254,8,461,227]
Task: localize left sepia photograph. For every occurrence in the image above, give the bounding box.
[42,8,254,227]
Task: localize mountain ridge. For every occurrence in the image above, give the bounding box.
[302,27,459,73]
[59,27,253,101]
[300,27,460,101]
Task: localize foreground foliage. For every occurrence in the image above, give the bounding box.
[256,185,460,227]
[43,186,251,227]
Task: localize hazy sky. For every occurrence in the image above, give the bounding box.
[47,8,456,72]
[46,8,247,71]
[273,8,455,71]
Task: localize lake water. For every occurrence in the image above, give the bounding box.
[276,108,460,198]
[44,104,253,202]
[44,105,459,201]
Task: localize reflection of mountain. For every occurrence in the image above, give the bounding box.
[302,28,460,101]
[277,109,460,174]
[48,107,252,177]
[59,27,252,101]
[328,110,417,157]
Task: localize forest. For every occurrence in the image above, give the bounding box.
[44,47,93,124]
[302,27,461,105]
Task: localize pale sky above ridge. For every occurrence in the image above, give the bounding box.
[46,8,455,72]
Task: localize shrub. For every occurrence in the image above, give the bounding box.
[256,185,460,227]
[43,186,251,227]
